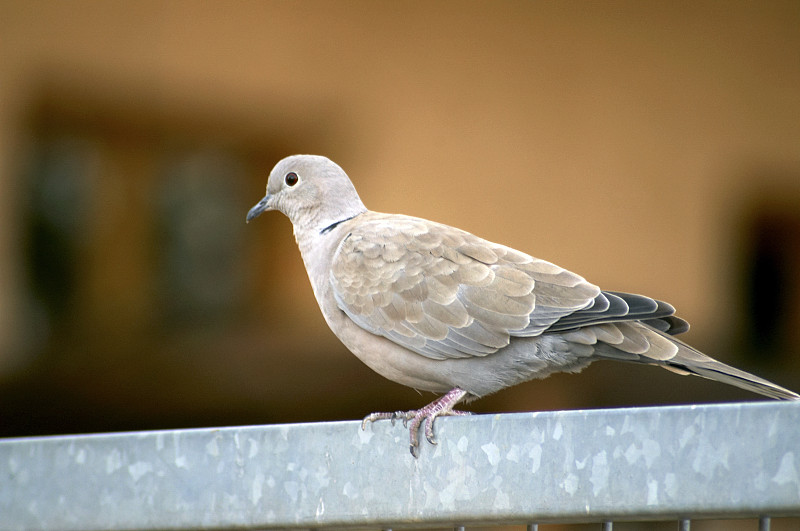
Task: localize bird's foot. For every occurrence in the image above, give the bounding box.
[361,387,470,457]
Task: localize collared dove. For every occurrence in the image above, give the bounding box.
[247,154,799,456]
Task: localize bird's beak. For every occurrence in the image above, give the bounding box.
[246,194,273,223]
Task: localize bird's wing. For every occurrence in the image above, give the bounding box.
[329,214,601,360]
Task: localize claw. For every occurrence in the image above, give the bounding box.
[424,417,437,445]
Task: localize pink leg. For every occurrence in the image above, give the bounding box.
[361,387,471,457]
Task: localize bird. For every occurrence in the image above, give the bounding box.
[246,154,799,456]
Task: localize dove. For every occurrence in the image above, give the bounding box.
[247,154,799,456]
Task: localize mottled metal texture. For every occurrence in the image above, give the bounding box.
[2,401,799,530]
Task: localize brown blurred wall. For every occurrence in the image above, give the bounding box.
[0,1,799,436]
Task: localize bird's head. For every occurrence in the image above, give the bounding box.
[246,155,367,232]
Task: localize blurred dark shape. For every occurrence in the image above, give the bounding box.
[156,151,247,328]
[740,200,800,364]
[25,136,95,334]
[0,86,326,437]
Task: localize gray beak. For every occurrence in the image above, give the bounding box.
[246,195,272,223]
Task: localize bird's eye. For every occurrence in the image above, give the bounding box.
[285,172,299,186]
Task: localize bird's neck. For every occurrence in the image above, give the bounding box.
[291,204,367,298]
[293,223,346,311]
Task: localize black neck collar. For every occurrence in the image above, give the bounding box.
[320,213,360,235]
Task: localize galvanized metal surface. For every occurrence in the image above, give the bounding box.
[2,401,800,530]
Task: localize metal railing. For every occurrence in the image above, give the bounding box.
[2,401,799,530]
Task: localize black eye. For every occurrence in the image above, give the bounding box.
[285,172,299,186]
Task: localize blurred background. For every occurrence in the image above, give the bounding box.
[0,0,799,439]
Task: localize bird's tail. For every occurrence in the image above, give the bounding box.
[656,334,799,400]
[589,321,800,400]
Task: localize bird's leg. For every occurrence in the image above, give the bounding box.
[361,387,471,457]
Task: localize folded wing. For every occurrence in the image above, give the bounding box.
[330,214,683,361]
